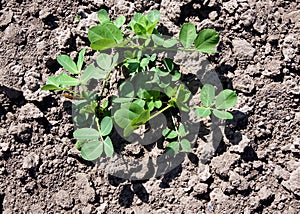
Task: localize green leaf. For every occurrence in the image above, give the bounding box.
[88,23,123,44]
[180,139,191,152]
[114,15,126,28]
[201,84,215,107]
[147,10,160,23]
[103,136,114,157]
[123,124,136,137]
[73,128,100,140]
[179,22,197,48]
[120,81,134,97]
[166,141,179,154]
[147,101,155,111]
[81,140,103,161]
[98,9,110,24]
[194,29,220,53]
[154,100,162,109]
[212,109,233,119]
[100,116,113,136]
[152,34,164,46]
[41,84,60,91]
[195,107,211,117]
[178,124,187,137]
[171,71,181,81]
[57,55,78,74]
[56,73,80,87]
[162,128,178,139]
[77,48,86,72]
[114,103,143,128]
[163,39,178,48]
[215,89,237,109]
[90,38,116,51]
[81,64,106,84]
[133,23,147,35]
[96,53,112,71]
[133,99,146,107]
[131,109,150,126]
[113,97,133,103]
[176,84,191,103]
[46,76,60,87]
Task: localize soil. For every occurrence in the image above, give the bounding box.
[0,0,299,213]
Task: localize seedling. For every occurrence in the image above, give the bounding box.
[42,10,238,160]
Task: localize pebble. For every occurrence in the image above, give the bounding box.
[258,186,274,201]
[282,167,300,197]
[232,39,256,61]
[54,190,74,209]
[22,153,40,169]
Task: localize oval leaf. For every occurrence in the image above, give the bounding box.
[195,107,211,117]
[81,64,106,84]
[114,15,126,28]
[201,84,215,107]
[98,9,110,24]
[179,22,197,48]
[100,116,113,136]
[162,128,178,139]
[56,73,80,87]
[73,128,100,140]
[194,29,220,53]
[57,55,78,74]
[180,139,191,152]
[213,109,233,119]
[166,141,179,154]
[77,48,86,72]
[178,124,187,137]
[215,89,237,109]
[81,140,103,161]
[104,136,114,157]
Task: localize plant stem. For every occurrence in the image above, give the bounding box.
[149,104,172,121]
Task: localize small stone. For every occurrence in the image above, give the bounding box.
[96,202,108,214]
[0,143,10,152]
[232,39,256,61]
[258,186,273,201]
[198,164,211,182]
[211,152,240,178]
[18,103,43,121]
[233,74,255,93]
[209,11,218,21]
[262,59,281,77]
[273,165,290,181]
[282,167,300,197]
[193,183,208,195]
[54,190,74,209]
[0,10,13,28]
[75,173,96,204]
[22,153,40,169]
[229,135,250,154]
[223,0,238,14]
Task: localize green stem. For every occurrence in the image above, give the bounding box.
[149,104,172,121]
[95,117,105,142]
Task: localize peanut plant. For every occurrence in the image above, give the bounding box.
[42,10,237,161]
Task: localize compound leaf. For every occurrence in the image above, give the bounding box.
[147,10,160,23]
[90,38,116,51]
